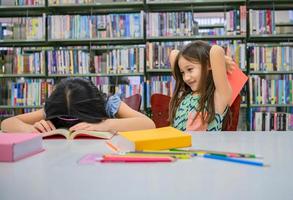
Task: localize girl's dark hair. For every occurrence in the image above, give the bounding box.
[169,40,230,127]
[44,78,108,123]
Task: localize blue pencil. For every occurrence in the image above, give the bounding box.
[203,154,265,167]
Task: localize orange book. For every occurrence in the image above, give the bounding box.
[227,65,248,106]
[108,127,192,152]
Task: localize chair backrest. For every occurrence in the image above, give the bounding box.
[150,93,171,128]
[123,94,142,111]
[222,94,242,131]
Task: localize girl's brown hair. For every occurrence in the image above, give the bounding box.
[169,41,230,127]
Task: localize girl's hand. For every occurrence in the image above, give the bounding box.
[225,55,236,74]
[69,121,116,134]
[33,120,56,133]
[169,49,179,75]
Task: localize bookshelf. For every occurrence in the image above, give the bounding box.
[0,0,292,130]
[246,0,293,131]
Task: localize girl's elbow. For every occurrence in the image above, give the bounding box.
[149,119,156,129]
[144,117,156,129]
[1,118,11,132]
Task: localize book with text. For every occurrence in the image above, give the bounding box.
[43,129,114,140]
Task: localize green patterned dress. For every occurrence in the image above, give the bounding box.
[173,93,227,131]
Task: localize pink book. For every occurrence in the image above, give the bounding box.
[227,65,248,106]
[0,133,44,162]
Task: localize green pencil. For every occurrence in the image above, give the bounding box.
[170,149,262,159]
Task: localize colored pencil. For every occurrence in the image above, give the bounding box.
[202,154,265,167]
[124,152,192,159]
[101,155,175,163]
[170,149,261,159]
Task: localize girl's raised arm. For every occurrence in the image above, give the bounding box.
[169,49,179,76]
[209,45,232,110]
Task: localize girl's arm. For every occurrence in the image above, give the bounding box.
[210,45,232,112]
[70,102,156,132]
[1,109,55,133]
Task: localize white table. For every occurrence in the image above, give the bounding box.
[0,132,293,200]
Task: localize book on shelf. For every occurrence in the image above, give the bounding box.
[42,129,114,140]
[108,126,192,152]
[0,133,44,162]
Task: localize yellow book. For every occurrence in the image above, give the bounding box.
[108,127,192,152]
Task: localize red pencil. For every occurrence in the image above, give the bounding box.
[100,155,175,163]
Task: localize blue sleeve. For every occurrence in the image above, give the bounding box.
[105,94,122,118]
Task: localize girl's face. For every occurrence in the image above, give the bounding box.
[178,56,202,92]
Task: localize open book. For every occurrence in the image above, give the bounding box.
[42,129,114,140]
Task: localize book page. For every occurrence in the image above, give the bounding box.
[70,130,114,140]
[42,129,70,139]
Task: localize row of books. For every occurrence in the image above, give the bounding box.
[94,47,144,74]
[0,48,45,74]
[0,0,44,6]
[47,50,90,75]
[249,46,293,72]
[0,17,45,41]
[147,41,246,70]
[48,13,143,39]
[0,108,38,119]
[1,46,144,75]
[0,79,55,106]
[252,112,293,131]
[48,0,140,4]
[249,75,293,105]
[0,11,291,42]
[250,10,293,35]
[146,9,246,37]
[48,47,144,74]
[225,6,247,35]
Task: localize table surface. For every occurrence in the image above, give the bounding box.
[1,131,293,200]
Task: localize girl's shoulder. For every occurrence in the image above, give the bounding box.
[105,94,122,118]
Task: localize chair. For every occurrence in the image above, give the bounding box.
[222,94,242,131]
[150,93,171,128]
[123,94,142,111]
